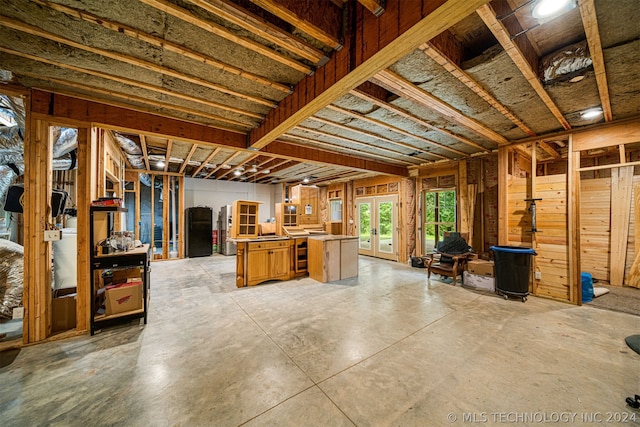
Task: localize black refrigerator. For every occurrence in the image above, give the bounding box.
[185,207,213,258]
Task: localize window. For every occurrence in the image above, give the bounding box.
[423,189,456,253]
[330,199,342,222]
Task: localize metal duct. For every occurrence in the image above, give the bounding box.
[113,132,151,187]
[52,150,77,171]
[0,95,25,131]
[52,128,78,158]
[541,40,593,83]
[114,132,142,155]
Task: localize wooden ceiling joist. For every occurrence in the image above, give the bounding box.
[211,152,244,179]
[306,115,447,160]
[350,88,488,152]
[372,69,509,145]
[179,143,199,174]
[139,135,151,171]
[324,104,467,157]
[31,0,291,95]
[248,0,491,150]
[0,46,263,121]
[578,0,613,122]
[476,2,571,130]
[248,0,343,49]
[538,141,561,159]
[185,0,326,64]
[357,0,386,17]
[21,72,251,131]
[221,154,260,180]
[192,147,222,177]
[139,0,311,74]
[0,16,277,108]
[420,41,536,137]
[292,125,426,164]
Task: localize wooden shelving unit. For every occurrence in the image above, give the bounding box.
[275,202,299,235]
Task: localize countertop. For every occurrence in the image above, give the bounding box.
[307,235,359,241]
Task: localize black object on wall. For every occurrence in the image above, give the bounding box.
[185,207,212,258]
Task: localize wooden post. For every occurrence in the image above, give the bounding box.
[568,135,581,304]
[178,175,185,259]
[531,143,538,295]
[458,159,469,234]
[162,174,169,259]
[498,146,509,245]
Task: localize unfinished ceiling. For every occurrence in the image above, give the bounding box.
[0,0,639,184]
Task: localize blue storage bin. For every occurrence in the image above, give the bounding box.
[581,272,593,303]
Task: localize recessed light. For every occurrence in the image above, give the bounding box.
[569,75,585,83]
[581,108,603,119]
[531,0,575,20]
[220,164,231,169]
[302,177,310,184]
[157,160,165,168]
[233,169,242,176]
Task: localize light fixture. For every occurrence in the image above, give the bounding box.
[248,164,258,173]
[581,107,603,119]
[233,169,243,176]
[302,177,310,184]
[569,75,585,83]
[261,169,271,174]
[531,0,575,20]
[220,164,231,169]
[157,160,165,168]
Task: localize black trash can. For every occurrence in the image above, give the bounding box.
[490,246,537,302]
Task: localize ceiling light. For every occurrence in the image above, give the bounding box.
[581,107,603,119]
[302,177,310,184]
[157,160,165,168]
[233,169,242,176]
[248,165,258,173]
[531,0,575,20]
[261,169,271,174]
[569,75,585,83]
[220,164,231,169]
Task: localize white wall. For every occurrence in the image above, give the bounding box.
[184,178,277,222]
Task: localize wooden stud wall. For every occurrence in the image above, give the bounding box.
[579,177,611,281]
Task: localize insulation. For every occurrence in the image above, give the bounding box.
[541,40,593,83]
[114,132,151,187]
[52,128,78,158]
[0,165,18,206]
[0,239,24,319]
[0,95,24,130]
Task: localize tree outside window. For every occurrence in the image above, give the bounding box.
[423,189,456,253]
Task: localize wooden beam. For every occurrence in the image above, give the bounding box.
[179,143,199,174]
[164,139,173,172]
[0,46,263,121]
[325,104,467,157]
[20,71,251,131]
[139,134,150,171]
[31,91,247,151]
[578,0,613,122]
[0,16,277,107]
[572,119,640,151]
[567,135,580,303]
[497,146,509,245]
[477,2,571,130]
[139,0,311,74]
[307,115,447,160]
[263,140,409,176]
[185,0,325,64]
[420,41,535,137]
[538,141,560,159]
[192,147,222,177]
[211,152,243,179]
[291,126,423,164]
[248,0,491,149]
[75,127,93,333]
[358,0,386,16]
[248,0,343,48]
[372,69,509,145]
[609,166,633,286]
[350,88,487,152]
[31,0,291,94]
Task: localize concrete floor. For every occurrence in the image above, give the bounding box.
[0,255,639,426]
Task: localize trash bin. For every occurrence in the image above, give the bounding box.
[490,246,537,302]
[581,272,593,303]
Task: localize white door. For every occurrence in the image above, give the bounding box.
[356,195,398,261]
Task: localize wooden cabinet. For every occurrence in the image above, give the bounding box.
[275,203,298,235]
[308,235,359,283]
[231,200,260,238]
[289,185,319,225]
[236,239,291,286]
[292,237,308,276]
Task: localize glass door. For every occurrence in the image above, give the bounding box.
[357,195,398,261]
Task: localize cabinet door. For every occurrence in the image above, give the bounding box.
[340,239,358,279]
[247,249,270,284]
[325,240,341,282]
[270,247,290,279]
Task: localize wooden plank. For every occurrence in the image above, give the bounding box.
[573,120,640,152]
[248,0,491,149]
[358,0,385,16]
[0,16,276,107]
[178,175,185,259]
[578,0,612,122]
[164,139,173,173]
[609,166,633,285]
[75,127,92,333]
[498,146,509,245]
[179,144,198,174]
[626,184,640,288]
[459,160,469,235]
[372,69,508,145]
[477,2,570,130]
[163,175,170,259]
[140,0,311,73]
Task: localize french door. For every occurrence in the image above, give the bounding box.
[356,195,398,261]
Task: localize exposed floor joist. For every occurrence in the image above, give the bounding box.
[191,147,222,177]
[179,144,199,174]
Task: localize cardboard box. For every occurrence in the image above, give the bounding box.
[467,259,495,277]
[52,294,76,332]
[463,271,495,292]
[105,282,142,315]
[111,267,142,285]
